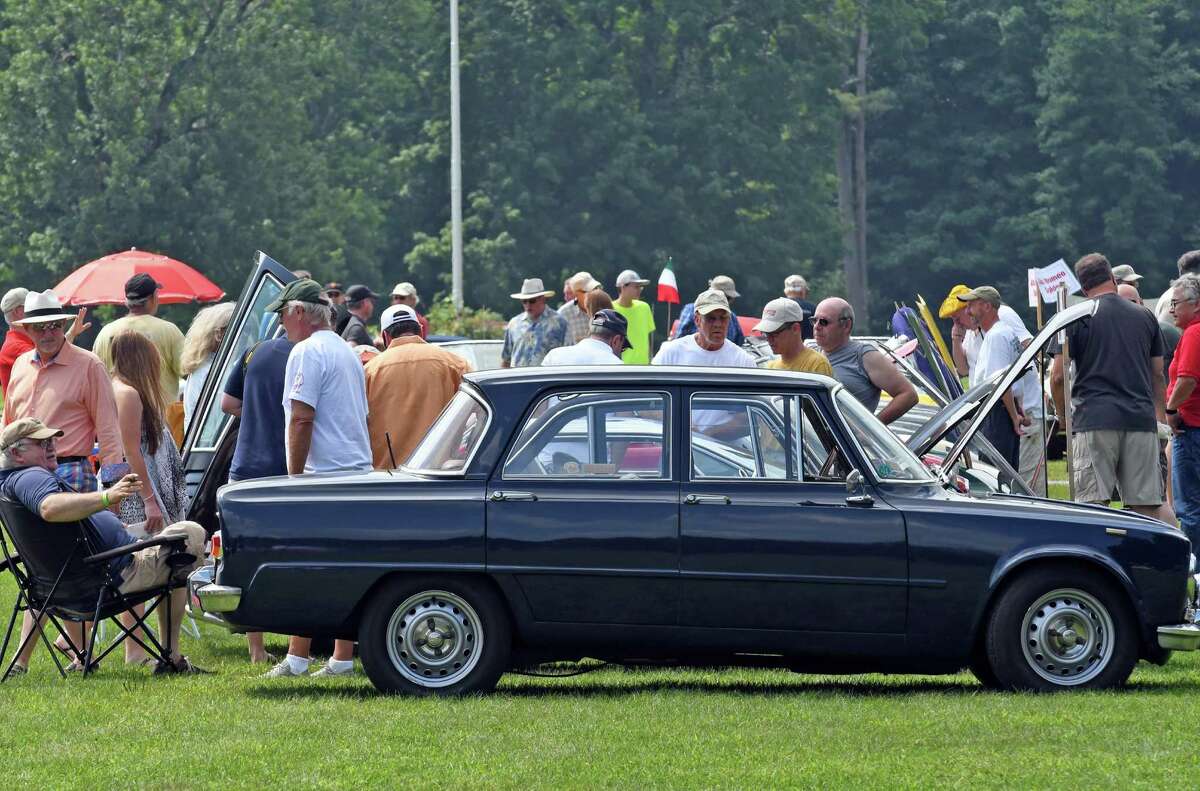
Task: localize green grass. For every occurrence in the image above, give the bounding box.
[2,465,1198,788]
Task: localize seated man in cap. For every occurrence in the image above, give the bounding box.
[502,278,569,368]
[542,309,631,366]
[340,285,381,348]
[390,282,429,339]
[653,289,756,368]
[0,418,208,675]
[672,275,746,346]
[93,273,185,406]
[755,298,832,375]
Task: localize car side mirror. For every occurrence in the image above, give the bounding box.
[845,469,874,508]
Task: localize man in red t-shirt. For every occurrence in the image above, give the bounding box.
[1166,272,1200,555]
[0,287,33,395]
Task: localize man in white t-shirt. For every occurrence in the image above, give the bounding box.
[262,278,371,681]
[652,289,756,368]
[959,286,1029,471]
[542,309,630,366]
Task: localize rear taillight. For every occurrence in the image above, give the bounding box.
[210,530,223,560]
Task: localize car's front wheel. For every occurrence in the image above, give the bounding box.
[984,567,1139,691]
[359,576,510,696]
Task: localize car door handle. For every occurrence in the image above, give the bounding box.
[490,491,538,502]
[685,494,731,505]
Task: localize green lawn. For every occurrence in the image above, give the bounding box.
[3,464,1199,788]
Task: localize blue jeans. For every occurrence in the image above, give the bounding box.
[1172,428,1200,556]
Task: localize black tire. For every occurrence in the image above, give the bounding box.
[985,567,1138,691]
[358,576,510,696]
[968,649,1003,690]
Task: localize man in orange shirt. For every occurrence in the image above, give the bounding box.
[364,304,472,468]
[4,290,124,492]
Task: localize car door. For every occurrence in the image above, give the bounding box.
[486,388,680,626]
[182,251,296,529]
[679,389,908,638]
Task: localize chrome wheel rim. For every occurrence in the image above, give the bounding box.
[1020,588,1113,686]
[386,590,483,688]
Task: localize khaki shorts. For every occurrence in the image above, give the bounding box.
[1018,421,1046,496]
[1071,430,1163,506]
[118,522,206,594]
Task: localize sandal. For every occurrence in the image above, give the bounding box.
[152,655,212,676]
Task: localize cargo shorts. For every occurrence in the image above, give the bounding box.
[117,521,206,594]
[1071,430,1163,506]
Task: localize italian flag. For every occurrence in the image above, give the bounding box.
[657,258,680,304]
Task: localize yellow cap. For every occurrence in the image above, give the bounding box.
[938,285,971,319]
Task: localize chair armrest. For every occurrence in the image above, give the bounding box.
[84,534,188,565]
[0,553,21,574]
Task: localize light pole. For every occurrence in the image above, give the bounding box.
[450,0,464,312]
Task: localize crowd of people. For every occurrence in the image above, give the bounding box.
[2,249,1200,681]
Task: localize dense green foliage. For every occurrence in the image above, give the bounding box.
[0,0,1197,331]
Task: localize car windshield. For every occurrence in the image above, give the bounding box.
[835,388,934,482]
[405,389,490,473]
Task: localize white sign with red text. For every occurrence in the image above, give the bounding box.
[1033,258,1081,303]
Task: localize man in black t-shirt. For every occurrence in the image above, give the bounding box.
[1050,253,1174,524]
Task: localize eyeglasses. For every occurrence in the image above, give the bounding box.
[521,298,542,305]
[764,323,797,338]
[27,321,65,333]
[813,317,847,327]
[1171,299,1197,308]
[19,437,55,452]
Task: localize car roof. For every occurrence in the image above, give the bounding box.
[465,365,839,391]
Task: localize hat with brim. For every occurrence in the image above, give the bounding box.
[754,297,806,333]
[708,275,740,299]
[694,288,732,316]
[616,269,650,288]
[1111,264,1143,284]
[511,278,556,300]
[266,279,327,313]
[0,417,64,452]
[938,285,971,318]
[956,285,1002,308]
[13,290,76,324]
[591,309,632,350]
[380,303,420,334]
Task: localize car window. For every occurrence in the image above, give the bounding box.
[834,388,934,482]
[795,396,852,482]
[406,389,490,473]
[191,272,285,451]
[503,392,670,479]
[690,394,790,480]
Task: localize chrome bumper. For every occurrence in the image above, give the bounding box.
[186,563,242,629]
[1158,571,1200,651]
[1158,624,1200,651]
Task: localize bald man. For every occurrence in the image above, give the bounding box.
[812,297,917,424]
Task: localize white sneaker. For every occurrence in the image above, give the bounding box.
[310,662,357,678]
[262,658,308,678]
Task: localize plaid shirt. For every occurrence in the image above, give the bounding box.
[502,309,569,368]
[557,300,591,345]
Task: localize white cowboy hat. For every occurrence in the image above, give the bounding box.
[510,278,557,300]
[13,290,76,324]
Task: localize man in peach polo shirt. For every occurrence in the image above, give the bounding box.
[364,303,472,468]
[4,290,124,493]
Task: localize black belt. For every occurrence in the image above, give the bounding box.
[56,456,88,464]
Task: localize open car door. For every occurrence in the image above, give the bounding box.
[182,252,296,530]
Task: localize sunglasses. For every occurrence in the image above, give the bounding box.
[764,322,798,338]
[20,437,55,452]
[28,321,65,333]
[813,317,847,327]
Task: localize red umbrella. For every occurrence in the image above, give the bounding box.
[53,247,225,306]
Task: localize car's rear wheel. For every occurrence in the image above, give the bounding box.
[359,576,510,696]
[985,567,1138,691]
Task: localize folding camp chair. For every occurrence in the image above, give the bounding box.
[0,495,196,681]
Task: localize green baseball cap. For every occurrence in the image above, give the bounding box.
[266,279,327,313]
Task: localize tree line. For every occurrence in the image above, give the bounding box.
[0,0,1195,332]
